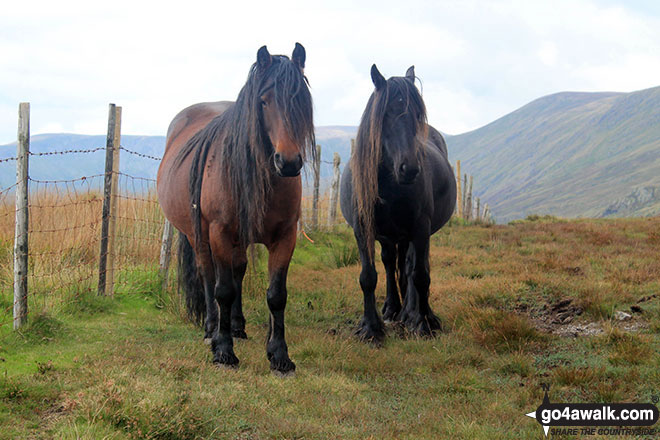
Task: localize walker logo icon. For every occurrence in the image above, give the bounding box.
[525,385,659,437]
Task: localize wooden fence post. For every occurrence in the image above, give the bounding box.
[13,103,30,330]
[483,204,491,223]
[107,107,121,296]
[328,152,341,226]
[466,175,473,221]
[159,219,174,291]
[311,144,321,230]
[98,104,121,296]
[476,197,481,221]
[462,174,468,220]
[456,160,462,218]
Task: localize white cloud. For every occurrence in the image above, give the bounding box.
[0,0,658,143]
[537,42,558,67]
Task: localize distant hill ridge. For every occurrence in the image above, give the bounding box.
[0,128,357,190]
[2,86,658,221]
[445,86,660,221]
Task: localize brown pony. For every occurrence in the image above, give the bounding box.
[157,44,315,373]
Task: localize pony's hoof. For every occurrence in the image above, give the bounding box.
[272,368,296,378]
[403,313,442,338]
[204,323,217,342]
[213,351,239,369]
[355,319,385,346]
[382,304,401,323]
[426,313,443,332]
[270,357,296,375]
[204,337,212,345]
[231,328,248,339]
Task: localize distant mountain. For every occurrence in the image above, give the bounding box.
[0,134,166,189]
[0,127,358,190]
[445,86,660,221]
[3,87,659,222]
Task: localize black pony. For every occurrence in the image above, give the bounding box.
[340,65,456,343]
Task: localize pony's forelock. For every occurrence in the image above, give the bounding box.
[178,53,315,249]
[350,76,427,260]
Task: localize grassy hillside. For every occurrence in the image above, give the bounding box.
[1,217,659,439]
[3,85,659,221]
[446,86,660,222]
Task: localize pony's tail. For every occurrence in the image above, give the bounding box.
[178,232,205,326]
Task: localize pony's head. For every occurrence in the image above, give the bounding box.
[253,43,315,177]
[368,64,427,184]
[351,64,428,259]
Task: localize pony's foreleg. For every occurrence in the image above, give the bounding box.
[265,226,296,374]
[195,244,218,343]
[397,241,409,302]
[353,225,385,344]
[208,228,242,368]
[400,220,442,336]
[231,262,248,339]
[381,240,401,322]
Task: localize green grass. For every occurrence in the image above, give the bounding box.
[1,218,659,439]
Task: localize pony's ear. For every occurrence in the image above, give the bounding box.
[405,65,415,82]
[292,42,306,70]
[257,45,272,70]
[371,64,386,91]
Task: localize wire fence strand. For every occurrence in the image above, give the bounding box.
[0,142,169,329]
[1,142,346,329]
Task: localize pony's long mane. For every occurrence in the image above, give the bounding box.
[176,55,315,249]
[350,77,427,259]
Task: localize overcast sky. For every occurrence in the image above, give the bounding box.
[1,0,658,144]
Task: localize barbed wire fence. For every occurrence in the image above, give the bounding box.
[1,103,496,331]
[453,159,494,223]
[299,145,345,238]
[1,103,347,331]
[0,103,172,330]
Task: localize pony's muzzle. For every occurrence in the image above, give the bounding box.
[274,152,303,177]
[398,162,420,184]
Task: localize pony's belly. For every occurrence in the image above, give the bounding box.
[374,198,419,240]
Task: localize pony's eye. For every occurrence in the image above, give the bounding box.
[261,99,267,107]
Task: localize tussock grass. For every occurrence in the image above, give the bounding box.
[469,308,545,353]
[0,198,659,438]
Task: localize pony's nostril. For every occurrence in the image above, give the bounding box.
[399,162,419,183]
[274,153,283,167]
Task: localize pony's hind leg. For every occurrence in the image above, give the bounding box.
[231,261,248,339]
[265,225,297,375]
[381,240,401,322]
[195,244,218,343]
